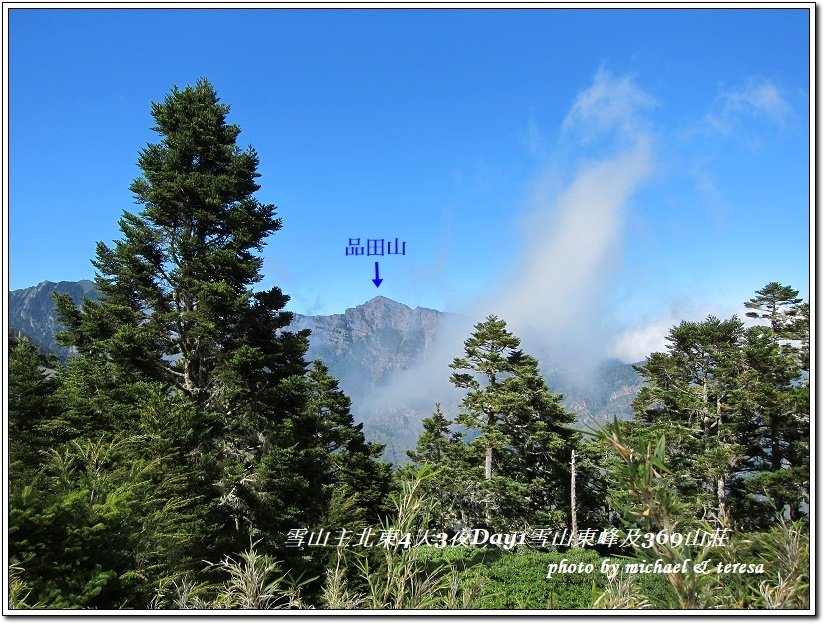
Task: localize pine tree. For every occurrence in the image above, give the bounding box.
[55,77,308,411]
[734,284,809,525]
[406,403,466,528]
[448,316,577,528]
[745,282,803,335]
[448,316,520,526]
[407,403,460,466]
[632,316,747,525]
[304,360,391,528]
[52,78,312,558]
[8,334,59,480]
[449,316,520,484]
[504,352,578,526]
[9,387,203,608]
[629,286,810,529]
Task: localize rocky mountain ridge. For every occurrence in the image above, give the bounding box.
[9,280,100,359]
[291,296,444,400]
[8,281,644,464]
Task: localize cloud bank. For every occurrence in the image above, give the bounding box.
[359,69,658,431]
[482,68,655,371]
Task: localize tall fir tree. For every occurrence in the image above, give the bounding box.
[406,403,461,467]
[448,316,521,526]
[503,352,578,526]
[52,79,313,559]
[304,360,392,529]
[744,282,803,336]
[448,316,578,529]
[449,316,520,484]
[9,383,204,608]
[8,334,59,480]
[735,283,809,525]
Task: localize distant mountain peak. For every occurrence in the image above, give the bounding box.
[356,296,444,316]
[9,279,101,359]
[360,295,409,309]
[31,279,96,293]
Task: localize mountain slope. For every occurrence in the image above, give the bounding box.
[8,281,643,464]
[292,296,444,399]
[9,280,100,359]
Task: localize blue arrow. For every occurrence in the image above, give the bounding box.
[372,261,383,288]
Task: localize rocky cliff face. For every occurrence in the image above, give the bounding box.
[291,296,444,400]
[9,282,643,465]
[9,280,99,359]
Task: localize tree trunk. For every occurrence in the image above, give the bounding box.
[717,474,727,526]
[771,421,782,471]
[570,449,578,546]
[716,394,729,527]
[484,408,494,480]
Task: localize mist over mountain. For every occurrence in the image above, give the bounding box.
[9,281,643,465]
[290,296,444,401]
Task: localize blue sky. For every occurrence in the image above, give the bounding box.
[7,7,811,362]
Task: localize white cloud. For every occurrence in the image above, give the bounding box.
[355,69,659,424]
[607,300,764,364]
[496,136,651,331]
[562,67,657,139]
[705,77,791,135]
[480,70,655,370]
[607,316,678,363]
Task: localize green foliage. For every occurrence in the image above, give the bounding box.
[593,419,718,608]
[8,564,45,609]
[629,284,809,529]
[591,418,810,610]
[7,78,809,612]
[9,419,202,608]
[322,465,487,609]
[415,547,677,610]
[306,360,392,528]
[744,282,803,335]
[593,570,653,609]
[404,404,467,528]
[443,316,579,529]
[42,79,335,569]
[476,548,603,609]
[749,519,809,609]
[631,315,746,525]
[152,543,311,609]
[8,335,59,481]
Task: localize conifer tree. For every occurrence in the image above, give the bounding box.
[9,386,203,608]
[305,360,392,528]
[55,77,307,412]
[448,316,577,528]
[407,403,461,466]
[629,285,810,528]
[8,334,59,480]
[504,352,578,525]
[52,78,313,558]
[735,283,809,525]
[632,316,746,525]
[406,403,466,528]
[449,316,520,484]
[745,282,803,335]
